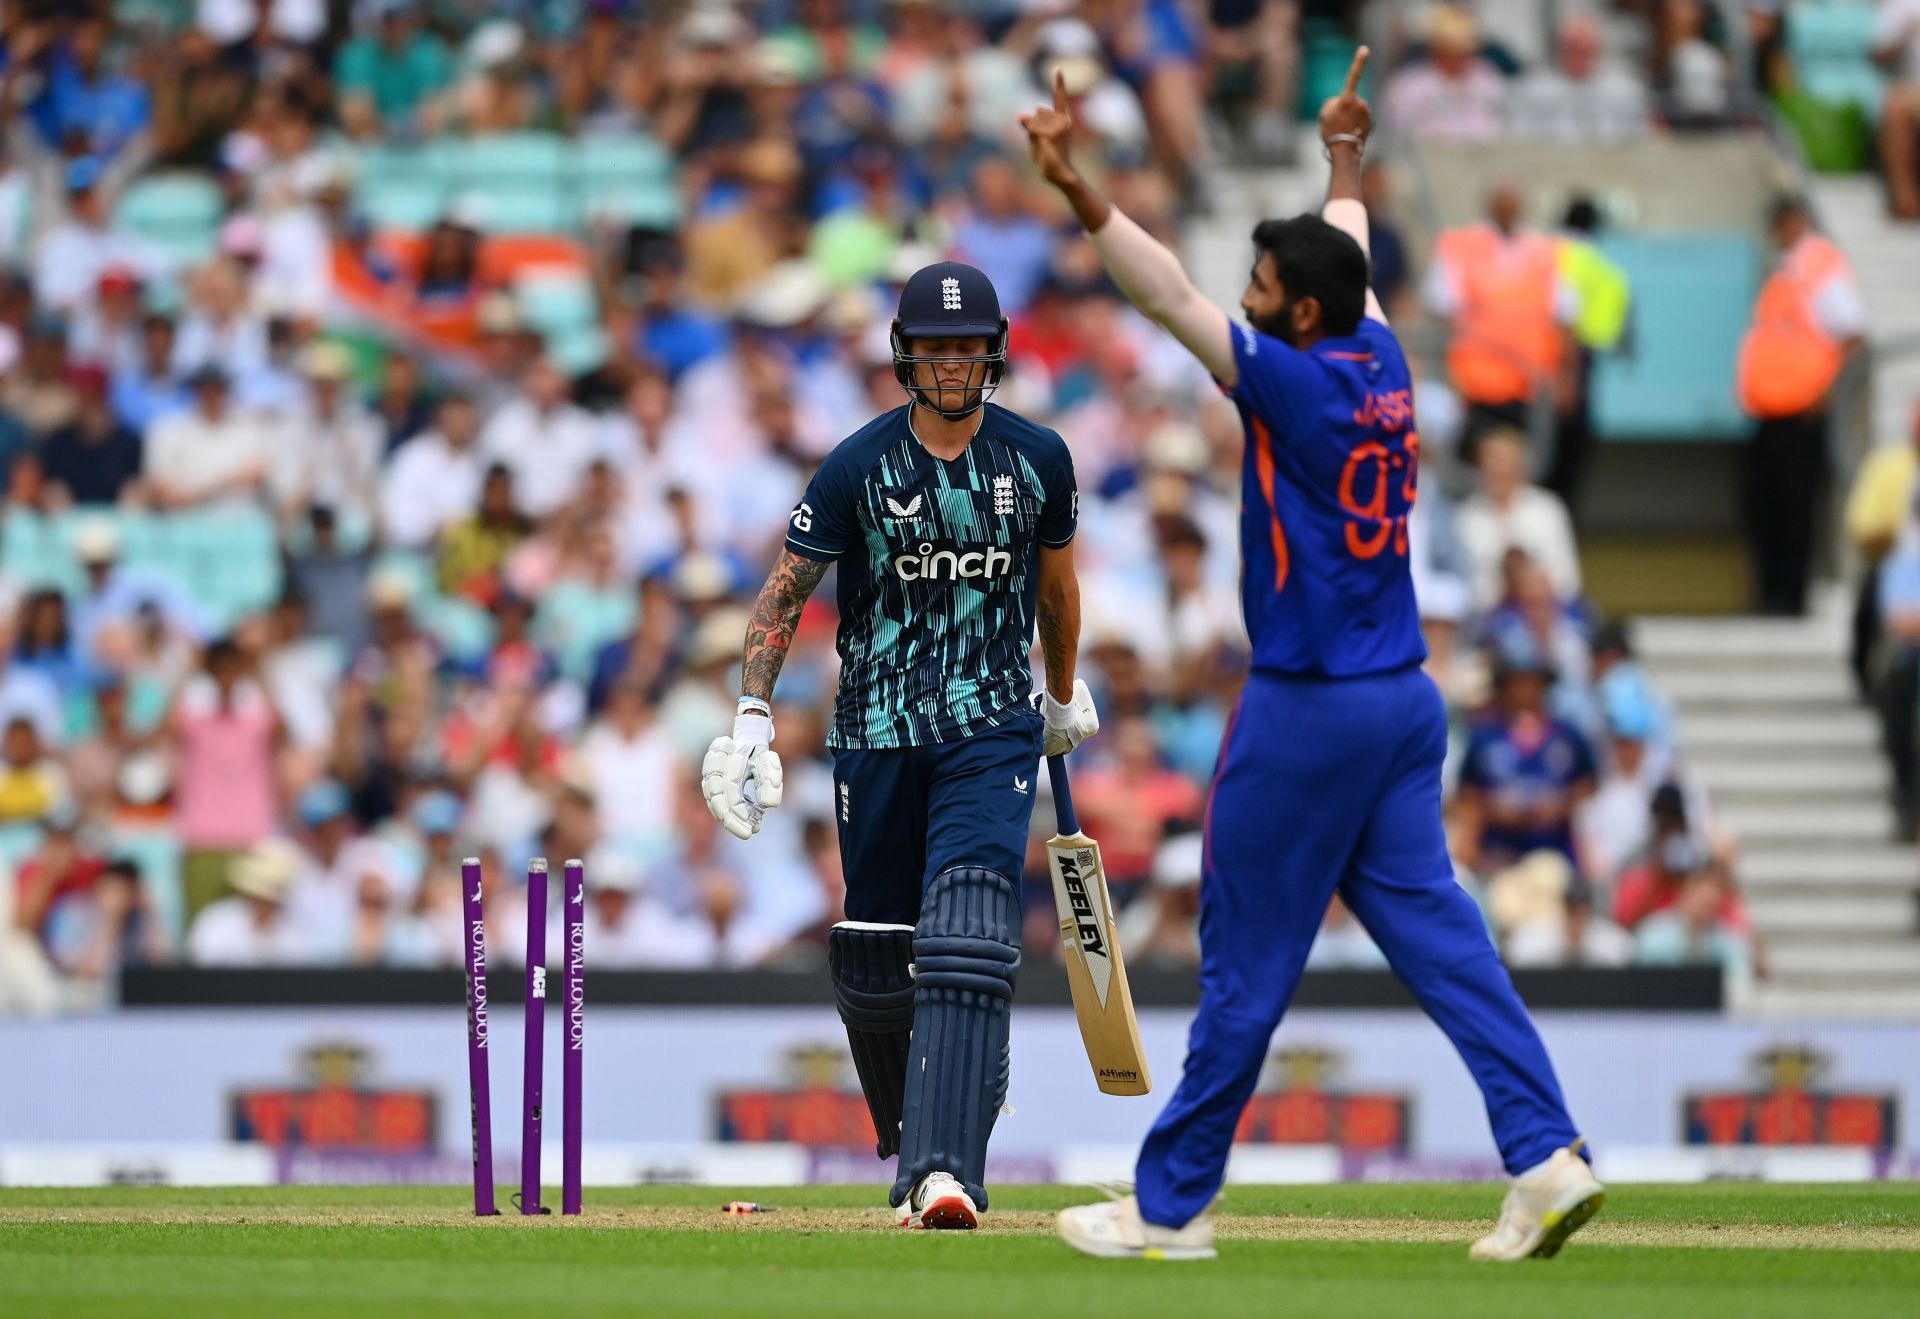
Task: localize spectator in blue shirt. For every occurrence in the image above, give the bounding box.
[110,313,190,434]
[950,155,1056,315]
[1452,639,1600,875]
[27,14,150,163]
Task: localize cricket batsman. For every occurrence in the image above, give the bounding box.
[701,261,1097,1229]
[1023,52,1605,1262]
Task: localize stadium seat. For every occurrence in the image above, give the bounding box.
[413,593,495,665]
[360,177,450,234]
[1786,2,1887,120]
[515,273,599,337]
[573,134,674,188]
[112,173,224,267]
[549,324,610,376]
[449,133,569,192]
[578,178,681,231]
[462,189,580,236]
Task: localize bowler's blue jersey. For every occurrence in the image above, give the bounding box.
[785,404,1077,749]
[1224,317,1426,677]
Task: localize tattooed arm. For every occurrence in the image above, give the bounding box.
[742,549,831,703]
[1035,544,1080,703]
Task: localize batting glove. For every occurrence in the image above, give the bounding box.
[1037,678,1100,758]
[701,711,784,840]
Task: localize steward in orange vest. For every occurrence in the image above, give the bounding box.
[1427,186,1575,448]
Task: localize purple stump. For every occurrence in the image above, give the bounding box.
[562,858,585,1215]
[520,858,549,1214]
[460,858,498,1216]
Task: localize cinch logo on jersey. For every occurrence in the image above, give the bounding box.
[892,540,1015,582]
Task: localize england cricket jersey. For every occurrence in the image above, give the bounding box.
[785,403,1077,749]
[1223,316,1427,677]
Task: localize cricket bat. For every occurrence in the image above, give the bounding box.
[1045,754,1150,1096]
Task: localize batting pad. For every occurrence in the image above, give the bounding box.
[828,921,916,1160]
[892,866,1020,1210]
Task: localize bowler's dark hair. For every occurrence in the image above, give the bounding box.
[1249,215,1369,337]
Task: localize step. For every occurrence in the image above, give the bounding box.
[1657,668,1857,706]
[1746,894,1919,934]
[1739,849,1918,890]
[1742,984,1920,1018]
[1676,709,1878,751]
[1764,939,1920,978]
[1637,622,1845,664]
[1687,756,1887,798]
[1717,802,1898,845]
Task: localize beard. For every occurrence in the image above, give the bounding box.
[1246,298,1304,348]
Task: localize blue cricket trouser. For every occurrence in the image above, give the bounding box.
[831,713,1044,924]
[1135,666,1580,1228]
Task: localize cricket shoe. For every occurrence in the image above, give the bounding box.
[1470,1143,1606,1261]
[896,1172,979,1230]
[1057,1194,1216,1261]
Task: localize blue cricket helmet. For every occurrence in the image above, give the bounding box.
[891,261,1009,420]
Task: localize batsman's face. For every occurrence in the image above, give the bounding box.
[910,335,990,414]
[1242,254,1318,349]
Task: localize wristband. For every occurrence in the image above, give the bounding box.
[737,696,772,717]
[1323,133,1366,161]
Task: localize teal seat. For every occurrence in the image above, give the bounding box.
[1591,233,1760,441]
[3,513,80,593]
[371,551,438,602]
[113,173,224,266]
[574,134,674,188]
[579,178,680,230]
[549,324,609,376]
[516,273,599,336]
[451,133,568,190]
[465,188,579,235]
[0,822,43,869]
[361,176,448,233]
[1788,2,1886,119]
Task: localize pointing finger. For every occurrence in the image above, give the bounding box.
[1053,67,1069,115]
[1342,45,1370,99]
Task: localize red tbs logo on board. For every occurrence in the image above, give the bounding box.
[229,1041,437,1152]
[1234,1046,1412,1152]
[1682,1046,1898,1148]
[714,1043,877,1148]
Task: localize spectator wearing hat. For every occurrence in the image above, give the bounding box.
[334,0,455,140]
[68,265,147,377]
[1450,640,1598,877]
[186,839,313,965]
[381,391,486,550]
[68,518,211,665]
[144,363,273,509]
[383,793,470,966]
[171,638,284,918]
[40,365,144,506]
[111,313,191,434]
[270,343,383,527]
[1456,428,1582,611]
[1382,4,1508,145]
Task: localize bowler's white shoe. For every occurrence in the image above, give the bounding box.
[1057,1194,1217,1261]
[896,1172,979,1230]
[1470,1145,1606,1261]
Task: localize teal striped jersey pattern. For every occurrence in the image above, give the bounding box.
[785,404,1077,749]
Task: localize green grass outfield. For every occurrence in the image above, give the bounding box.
[3,1183,1917,1319]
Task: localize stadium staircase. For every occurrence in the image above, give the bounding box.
[1638,597,1920,1017]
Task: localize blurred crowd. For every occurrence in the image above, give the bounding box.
[0,1,1770,1015]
